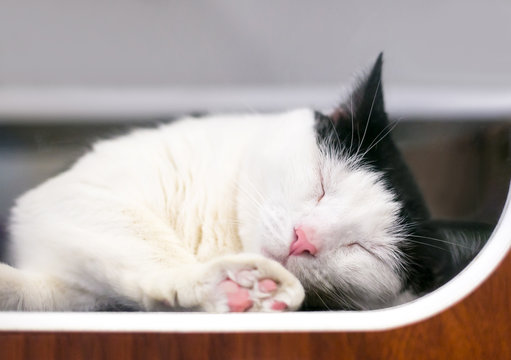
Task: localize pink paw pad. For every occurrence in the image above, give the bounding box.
[258,279,278,293]
[271,301,288,311]
[219,279,253,312]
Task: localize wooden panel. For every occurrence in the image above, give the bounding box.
[1,248,510,360]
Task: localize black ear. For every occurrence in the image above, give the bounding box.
[331,53,388,146]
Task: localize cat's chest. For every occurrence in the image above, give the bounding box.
[172,201,243,261]
[161,156,245,261]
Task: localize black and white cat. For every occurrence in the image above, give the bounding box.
[0,55,457,312]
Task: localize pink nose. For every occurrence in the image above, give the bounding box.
[289,227,317,256]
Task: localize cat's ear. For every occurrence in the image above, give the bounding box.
[332,53,388,132]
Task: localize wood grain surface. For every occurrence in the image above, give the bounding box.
[1,249,510,360]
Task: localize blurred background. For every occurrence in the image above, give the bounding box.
[0,0,510,227]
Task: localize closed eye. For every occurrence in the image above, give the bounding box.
[317,171,325,203]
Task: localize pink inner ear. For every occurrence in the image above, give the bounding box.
[290,227,317,256]
[330,108,347,125]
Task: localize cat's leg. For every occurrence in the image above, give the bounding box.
[134,253,305,312]
[0,263,101,311]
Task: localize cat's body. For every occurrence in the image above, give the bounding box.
[5,111,312,311]
[0,56,459,312]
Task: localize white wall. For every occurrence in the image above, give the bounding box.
[1,0,510,88]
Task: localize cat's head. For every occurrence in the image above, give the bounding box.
[237,54,451,310]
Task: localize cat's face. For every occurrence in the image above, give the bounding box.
[238,55,444,310]
[238,110,406,310]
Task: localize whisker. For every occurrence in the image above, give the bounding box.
[360,117,401,158]
[405,238,450,252]
[327,117,342,149]
[311,271,360,310]
[356,78,381,158]
[408,234,473,250]
[241,178,266,204]
[349,95,355,155]
[315,282,348,308]
[309,286,332,311]
[235,183,264,211]
[236,180,290,245]
[399,220,477,251]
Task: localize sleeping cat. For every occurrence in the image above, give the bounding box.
[0,55,458,312]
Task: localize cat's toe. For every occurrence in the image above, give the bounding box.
[258,279,278,293]
[257,280,302,312]
[269,300,288,311]
[219,279,253,312]
[231,269,259,288]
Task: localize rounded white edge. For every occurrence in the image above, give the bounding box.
[0,183,509,333]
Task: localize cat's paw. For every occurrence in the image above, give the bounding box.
[217,273,290,312]
[200,254,305,312]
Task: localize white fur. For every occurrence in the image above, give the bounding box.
[1,108,405,311]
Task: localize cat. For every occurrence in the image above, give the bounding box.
[0,54,461,312]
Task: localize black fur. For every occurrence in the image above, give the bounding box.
[311,54,460,309]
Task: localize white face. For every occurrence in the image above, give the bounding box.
[237,110,407,310]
